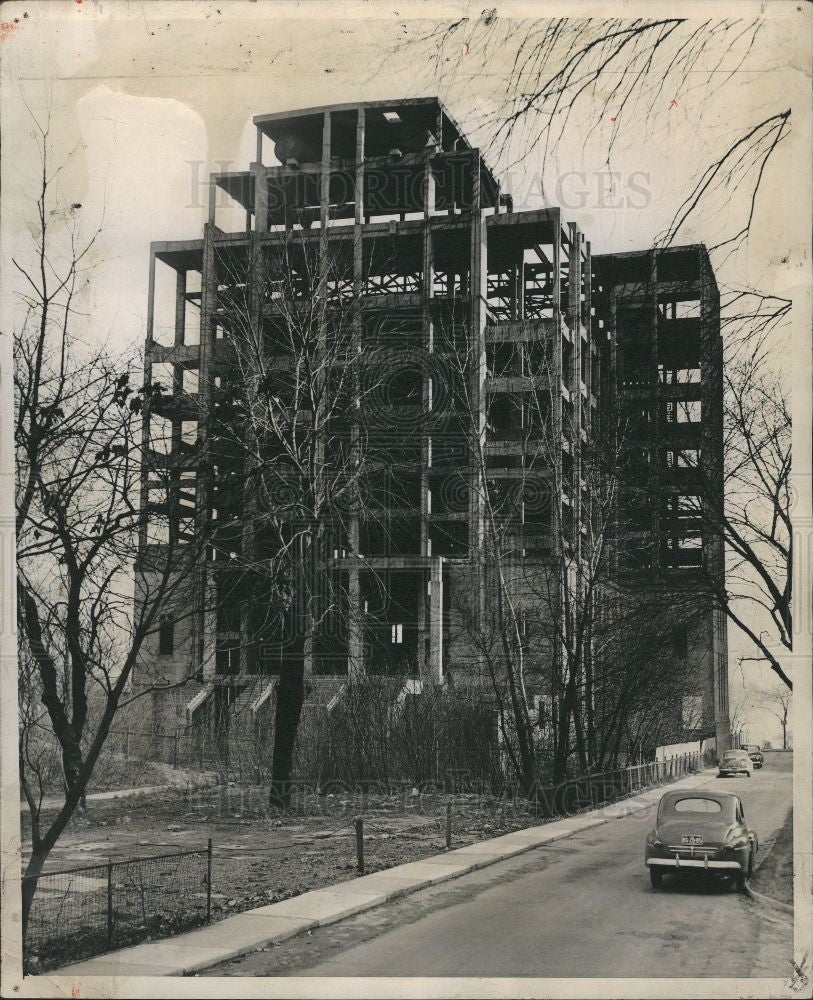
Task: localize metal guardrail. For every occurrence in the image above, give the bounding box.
[531,751,703,816]
[22,842,212,971]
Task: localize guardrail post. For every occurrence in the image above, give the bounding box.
[107,860,113,951]
[445,802,452,848]
[354,816,364,874]
[206,838,212,923]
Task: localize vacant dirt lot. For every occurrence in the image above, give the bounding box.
[22,781,546,969]
[23,782,537,885]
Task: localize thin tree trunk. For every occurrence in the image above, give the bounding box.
[552,674,576,783]
[21,849,47,939]
[269,660,305,809]
[573,697,588,773]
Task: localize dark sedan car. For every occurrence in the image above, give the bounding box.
[645,789,758,891]
[741,744,764,768]
[718,748,753,777]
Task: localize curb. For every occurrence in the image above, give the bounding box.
[744,883,794,916]
[744,806,793,916]
[55,768,715,979]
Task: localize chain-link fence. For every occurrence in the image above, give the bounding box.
[23,844,212,972]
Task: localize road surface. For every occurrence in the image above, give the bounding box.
[205,753,793,979]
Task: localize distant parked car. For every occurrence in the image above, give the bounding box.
[645,789,758,891]
[740,744,764,768]
[718,749,753,777]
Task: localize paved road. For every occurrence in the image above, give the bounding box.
[206,753,793,979]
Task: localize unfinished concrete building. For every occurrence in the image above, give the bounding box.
[593,247,730,748]
[135,97,729,754]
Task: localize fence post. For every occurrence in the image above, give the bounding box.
[354,816,364,874]
[106,860,113,951]
[173,732,179,769]
[445,802,452,849]
[206,838,212,923]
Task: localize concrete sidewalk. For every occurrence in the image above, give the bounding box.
[57,769,714,978]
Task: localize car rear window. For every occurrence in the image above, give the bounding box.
[673,797,723,813]
[723,751,747,759]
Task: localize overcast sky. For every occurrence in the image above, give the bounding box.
[2,0,808,744]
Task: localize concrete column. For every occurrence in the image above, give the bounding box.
[139,251,157,551]
[429,556,444,683]
[551,214,563,559]
[174,269,186,349]
[197,225,217,681]
[468,150,486,557]
[467,151,488,664]
[421,155,434,559]
[567,224,582,558]
[348,108,365,677]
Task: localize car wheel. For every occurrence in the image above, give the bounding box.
[650,868,664,889]
[734,868,747,892]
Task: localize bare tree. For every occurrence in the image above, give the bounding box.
[665,319,792,689]
[387,16,787,253]
[200,232,394,806]
[760,683,791,750]
[14,117,206,934]
[435,299,707,788]
[388,15,793,685]
[718,324,792,687]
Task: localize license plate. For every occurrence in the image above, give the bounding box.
[682,834,703,846]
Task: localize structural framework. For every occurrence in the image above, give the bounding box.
[135,98,730,754]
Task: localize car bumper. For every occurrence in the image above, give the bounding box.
[647,857,743,871]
